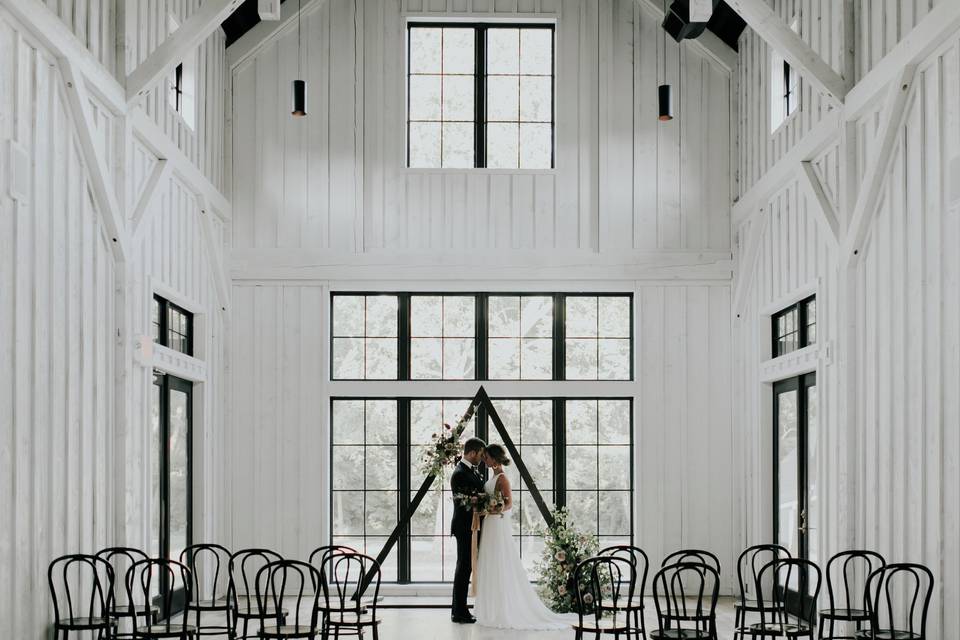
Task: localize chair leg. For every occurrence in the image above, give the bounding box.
[829,618,835,640]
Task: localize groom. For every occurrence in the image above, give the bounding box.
[450,437,486,624]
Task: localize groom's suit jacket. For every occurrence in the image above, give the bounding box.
[450,460,485,537]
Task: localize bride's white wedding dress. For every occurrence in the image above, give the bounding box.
[473,472,572,630]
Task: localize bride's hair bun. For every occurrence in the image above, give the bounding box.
[485,443,511,466]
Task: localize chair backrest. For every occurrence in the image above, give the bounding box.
[95,547,149,608]
[180,543,231,604]
[652,561,720,636]
[573,556,637,623]
[864,563,934,639]
[48,554,114,625]
[662,548,722,575]
[824,550,885,613]
[228,548,283,616]
[736,544,791,603]
[321,552,382,619]
[254,560,322,633]
[125,558,192,629]
[755,557,822,626]
[308,544,357,582]
[599,545,650,601]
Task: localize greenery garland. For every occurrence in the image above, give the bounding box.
[535,507,600,613]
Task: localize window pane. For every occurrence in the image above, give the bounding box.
[522,400,553,444]
[566,297,598,337]
[487,75,519,121]
[442,28,475,74]
[333,400,364,444]
[489,338,520,379]
[598,400,630,444]
[409,27,441,74]
[366,447,398,489]
[487,28,519,74]
[152,299,162,343]
[333,296,365,337]
[486,122,519,168]
[521,296,552,337]
[410,537,443,581]
[409,74,441,120]
[489,296,520,337]
[332,447,363,489]
[565,338,598,379]
[367,401,398,444]
[599,297,631,338]
[332,491,365,535]
[598,492,630,535]
[443,338,475,379]
[365,491,398,535]
[566,491,598,536]
[332,337,364,379]
[365,338,398,379]
[519,123,552,169]
[567,446,598,490]
[410,338,442,379]
[442,75,474,121]
[598,339,630,380]
[520,76,551,121]
[567,400,597,444]
[520,28,552,75]
[410,489,442,535]
[522,338,553,379]
[599,447,630,489]
[411,296,442,336]
[366,296,398,336]
[442,123,473,168]
[443,296,475,336]
[409,122,440,167]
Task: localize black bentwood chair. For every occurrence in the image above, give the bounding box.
[649,561,721,640]
[125,558,198,639]
[746,558,822,639]
[599,545,650,640]
[229,548,288,640]
[321,552,383,640]
[308,545,367,635]
[661,549,722,576]
[254,560,323,639]
[818,550,885,639]
[573,555,637,639]
[854,563,934,640]
[96,547,159,639]
[180,544,232,638]
[49,554,117,640]
[735,545,793,640]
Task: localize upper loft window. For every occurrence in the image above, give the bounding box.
[772,295,816,358]
[167,14,196,130]
[406,23,555,169]
[153,295,194,356]
[770,17,800,132]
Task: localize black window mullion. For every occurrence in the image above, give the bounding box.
[476,294,488,380]
[397,399,411,583]
[475,27,486,168]
[553,398,566,509]
[554,293,565,381]
[398,295,411,380]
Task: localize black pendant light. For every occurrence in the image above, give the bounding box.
[658,0,673,121]
[291,0,307,117]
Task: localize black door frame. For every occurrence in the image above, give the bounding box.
[152,371,194,612]
[772,371,816,617]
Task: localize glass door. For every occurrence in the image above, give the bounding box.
[152,372,193,612]
[773,372,816,616]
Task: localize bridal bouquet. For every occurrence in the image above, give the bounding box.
[535,507,600,613]
[453,490,505,516]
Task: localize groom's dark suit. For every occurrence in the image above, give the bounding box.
[450,459,485,619]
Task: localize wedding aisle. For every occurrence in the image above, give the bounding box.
[376,598,739,640]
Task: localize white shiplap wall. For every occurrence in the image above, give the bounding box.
[227,281,736,590]
[229,0,732,253]
[732,15,960,638]
[0,4,230,638]
[0,16,118,639]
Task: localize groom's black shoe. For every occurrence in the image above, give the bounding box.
[451,614,477,624]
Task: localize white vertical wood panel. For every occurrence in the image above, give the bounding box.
[229,0,731,253]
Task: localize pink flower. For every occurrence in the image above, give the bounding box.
[557,585,567,595]
[555,551,566,562]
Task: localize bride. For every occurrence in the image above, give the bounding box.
[473,444,572,630]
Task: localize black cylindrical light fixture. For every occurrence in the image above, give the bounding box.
[658,83,673,121]
[292,79,307,117]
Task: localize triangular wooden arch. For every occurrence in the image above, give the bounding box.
[359,386,554,593]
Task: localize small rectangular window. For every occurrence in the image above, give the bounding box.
[331,294,400,380]
[407,23,555,169]
[770,17,800,132]
[772,294,816,357]
[564,295,631,380]
[153,295,194,356]
[410,295,477,380]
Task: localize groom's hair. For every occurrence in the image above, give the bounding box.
[463,437,486,455]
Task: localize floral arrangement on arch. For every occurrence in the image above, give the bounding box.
[534,507,600,613]
[418,404,477,478]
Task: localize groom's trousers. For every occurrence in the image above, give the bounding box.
[451,529,472,617]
